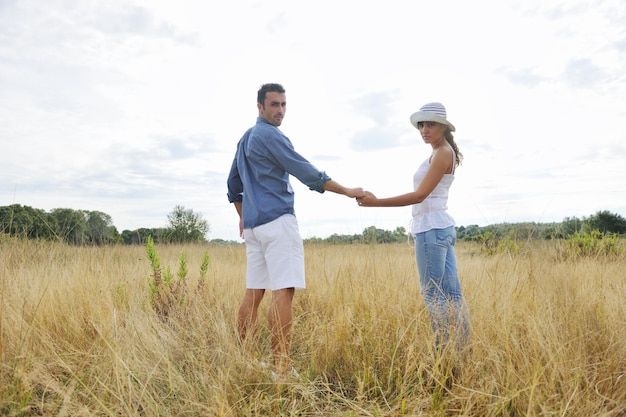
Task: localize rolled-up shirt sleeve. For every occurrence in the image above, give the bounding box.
[304,170,331,193]
[227,157,243,203]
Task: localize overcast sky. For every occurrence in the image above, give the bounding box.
[1,0,625,241]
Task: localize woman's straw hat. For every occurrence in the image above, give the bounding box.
[409,102,455,132]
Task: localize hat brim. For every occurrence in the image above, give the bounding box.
[409,112,455,132]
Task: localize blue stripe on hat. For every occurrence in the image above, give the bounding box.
[419,102,447,118]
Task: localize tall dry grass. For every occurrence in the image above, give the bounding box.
[1,234,625,416]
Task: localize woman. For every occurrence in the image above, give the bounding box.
[357,102,470,354]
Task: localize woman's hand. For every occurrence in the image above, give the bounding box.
[356,191,377,206]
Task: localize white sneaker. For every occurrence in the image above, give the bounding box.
[271,367,301,382]
[289,367,301,379]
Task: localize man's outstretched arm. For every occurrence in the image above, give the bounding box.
[323,179,365,199]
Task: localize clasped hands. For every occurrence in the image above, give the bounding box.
[346,188,377,207]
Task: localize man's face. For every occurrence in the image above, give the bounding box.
[258,92,286,127]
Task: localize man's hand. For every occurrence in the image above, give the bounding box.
[345,187,366,199]
[233,201,244,239]
[322,180,365,198]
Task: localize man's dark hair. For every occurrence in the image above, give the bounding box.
[257,83,285,105]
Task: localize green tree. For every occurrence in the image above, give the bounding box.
[84,210,120,245]
[457,224,481,241]
[0,204,33,237]
[163,205,209,243]
[393,226,407,241]
[558,216,584,238]
[50,208,88,245]
[0,204,58,240]
[360,226,402,244]
[361,226,378,244]
[586,210,626,234]
[121,227,165,245]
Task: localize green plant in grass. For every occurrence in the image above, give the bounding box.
[177,251,188,280]
[198,250,210,289]
[145,236,210,320]
[146,235,162,293]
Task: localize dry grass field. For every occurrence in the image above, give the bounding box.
[1,235,625,416]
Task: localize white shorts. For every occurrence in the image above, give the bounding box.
[243,214,306,291]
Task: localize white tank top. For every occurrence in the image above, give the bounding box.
[410,150,456,234]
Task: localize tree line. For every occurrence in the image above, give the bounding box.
[306,210,626,244]
[0,204,209,245]
[1,203,624,246]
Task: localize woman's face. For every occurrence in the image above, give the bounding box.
[417,121,446,145]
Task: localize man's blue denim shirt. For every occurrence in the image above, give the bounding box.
[227,117,330,229]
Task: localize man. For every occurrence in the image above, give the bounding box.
[227,83,364,378]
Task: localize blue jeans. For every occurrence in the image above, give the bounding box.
[414,226,470,352]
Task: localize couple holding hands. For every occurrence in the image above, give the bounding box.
[227,83,470,379]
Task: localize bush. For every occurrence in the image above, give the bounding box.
[555,231,624,260]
